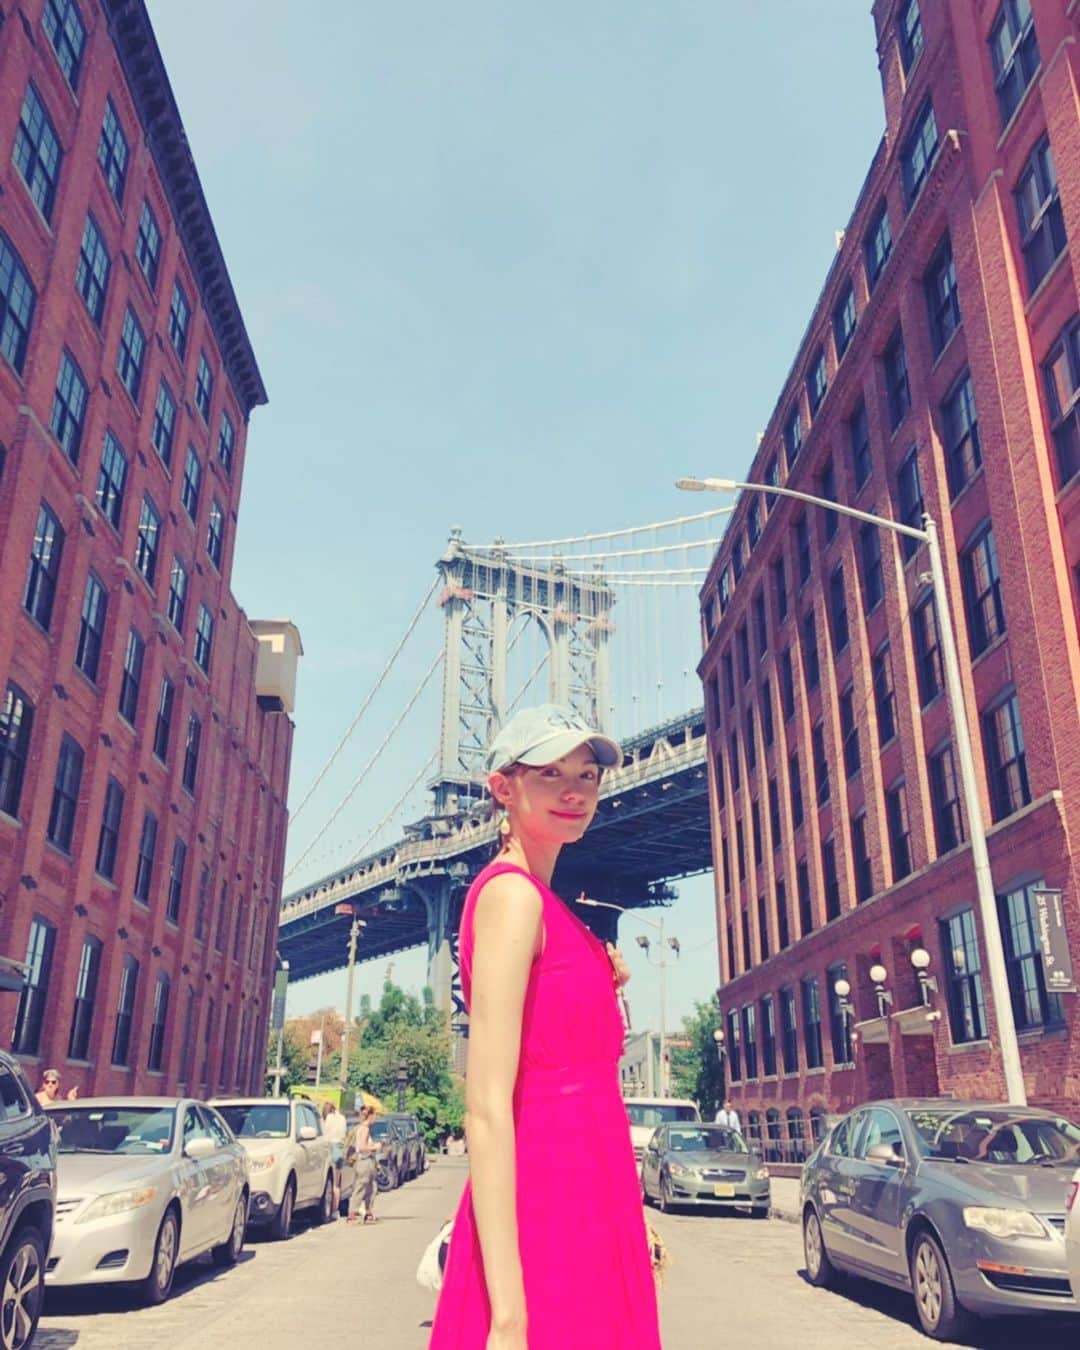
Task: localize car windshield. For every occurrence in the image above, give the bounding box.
[625,1104,697,1128]
[370,1120,391,1140]
[217,1103,290,1140]
[667,1126,746,1154]
[49,1106,176,1155]
[906,1107,1080,1166]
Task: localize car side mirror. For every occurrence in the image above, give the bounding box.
[185,1136,216,1160]
[866,1142,904,1168]
[298,1125,318,1142]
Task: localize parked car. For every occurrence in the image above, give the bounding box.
[624,1097,699,1164]
[45,1098,247,1306]
[0,1046,55,1350]
[211,1097,335,1239]
[800,1099,1080,1341]
[641,1122,769,1217]
[387,1114,426,1180]
[1066,1168,1080,1299]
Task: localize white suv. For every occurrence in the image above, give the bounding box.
[1067,1168,1080,1298]
[212,1098,335,1239]
[624,1097,700,1164]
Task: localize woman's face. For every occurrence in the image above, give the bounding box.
[490,742,601,846]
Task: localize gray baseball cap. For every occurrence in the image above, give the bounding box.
[484,704,622,775]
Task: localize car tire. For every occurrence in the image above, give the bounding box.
[0,1225,45,1350]
[377,1163,397,1192]
[803,1207,839,1289]
[641,1174,652,1207]
[270,1177,295,1241]
[909,1229,972,1342]
[139,1209,179,1307]
[658,1174,675,1215]
[313,1174,335,1226]
[212,1192,247,1268]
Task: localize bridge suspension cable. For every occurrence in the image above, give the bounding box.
[466,507,733,551]
[347,751,440,866]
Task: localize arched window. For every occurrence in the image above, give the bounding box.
[745,1110,762,1149]
[765,1107,781,1163]
[786,1106,807,1163]
[0,233,36,374]
[810,1105,827,1147]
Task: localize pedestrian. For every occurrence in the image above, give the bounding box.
[429,704,661,1350]
[345,1105,379,1225]
[322,1099,347,1211]
[35,1069,77,1107]
[715,1099,742,1133]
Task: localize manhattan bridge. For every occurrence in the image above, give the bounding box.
[278,508,732,1027]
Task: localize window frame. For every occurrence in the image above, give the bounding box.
[13,83,63,222]
[97,97,129,205]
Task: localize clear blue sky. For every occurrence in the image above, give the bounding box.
[150,2,886,1033]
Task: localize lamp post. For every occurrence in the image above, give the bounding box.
[911,947,939,1007]
[335,904,367,1104]
[869,962,894,1020]
[396,1058,408,1113]
[677,475,1027,1105]
[712,1026,726,1067]
[833,977,855,1062]
[577,896,679,1096]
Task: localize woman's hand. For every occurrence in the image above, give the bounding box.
[606,942,631,988]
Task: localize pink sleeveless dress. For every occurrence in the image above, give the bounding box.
[429,861,662,1349]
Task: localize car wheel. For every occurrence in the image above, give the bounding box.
[139,1210,179,1306]
[803,1207,839,1289]
[313,1173,335,1226]
[658,1174,675,1215]
[0,1226,44,1350]
[212,1192,248,1267]
[270,1177,295,1241]
[909,1230,972,1342]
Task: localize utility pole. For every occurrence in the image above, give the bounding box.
[336,905,366,1103]
[314,1012,326,1088]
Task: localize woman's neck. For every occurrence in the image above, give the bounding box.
[498,837,560,887]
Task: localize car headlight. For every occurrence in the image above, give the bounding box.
[668,1161,692,1177]
[963,1207,1048,1240]
[754,1167,769,1181]
[76,1186,157,1224]
[248,1154,277,1174]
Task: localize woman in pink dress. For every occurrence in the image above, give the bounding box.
[429,705,662,1350]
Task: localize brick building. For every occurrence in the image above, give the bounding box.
[700,0,1080,1159]
[0,0,300,1097]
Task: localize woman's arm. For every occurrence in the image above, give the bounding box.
[465,873,543,1339]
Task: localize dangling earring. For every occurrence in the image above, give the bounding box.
[499,813,511,837]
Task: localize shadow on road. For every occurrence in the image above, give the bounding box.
[44,1249,258,1318]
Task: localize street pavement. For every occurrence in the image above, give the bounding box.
[36,1156,1080,1348]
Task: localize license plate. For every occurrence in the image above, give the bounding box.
[713,1183,735,1198]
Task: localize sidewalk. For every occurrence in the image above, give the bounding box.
[768,1172,802,1223]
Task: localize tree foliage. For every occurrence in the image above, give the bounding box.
[669,996,724,1121]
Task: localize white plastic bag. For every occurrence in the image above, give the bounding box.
[416,1219,453,1293]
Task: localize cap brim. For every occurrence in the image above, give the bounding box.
[516,729,622,769]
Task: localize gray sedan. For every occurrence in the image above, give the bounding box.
[641,1123,770,1216]
[800,1099,1080,1341]
[45,1099,249,1305]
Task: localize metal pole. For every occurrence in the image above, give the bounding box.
[658,915,667,1097]
[272,1026,284,1098]
[314,1013,325,1088]
[339,916,360,1096]
[924,516,1026,1104]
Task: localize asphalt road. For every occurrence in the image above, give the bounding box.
[35,1156,1080,1348]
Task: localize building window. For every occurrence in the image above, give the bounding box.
[802,609,819,692]
[886,780,912,881]
[729,734,740,793]
[864,199,892,291]
[207,499,224,569]
[795,516,811,585]
[828,962,853,1064]
[738,624,751,684]
[166,557,187,632]
[46,734,83,852]
[51,350,88,464]
[828,566,848,652]
[94,776,124,880]
[802,976,823,1070]
[111,955,139,1067]
[23,502,65,632]
[182,714,201,795]
[852,813,873,901]
[96,431,128,532]
[133,198,163,288]
[768,778,782,849]
[776,879,790,949]
[833,283,856,359]
[152,380,176,466]
[765,453,779,503]
[182,446,202,522]
[218,411,235,474]
[901,99,938,206]
[153,677,174,762]
[747,499,761,550]
[1042,316,1080,488]
[134,496,161,587]
[760,996,777,1076]
[718,566,731,615]
[962,525,1006,656]
[118,628,144,726]
[1015,137,1066,294]
[43,0,86,90]
[913,595,943,705]
[97,97,129,204]
[797,858,813,937]
[12,918,55,1056]
[194,864,211,942]
[720,834,730,896]
[941,909,987,1043]
[789,752,804,830]
[884,328,911,430]
[14,85,63,222]
[116,308,146,402]
[147,973,170,1073]
[784,405,802,468]
[67,934,102,1061]
[754,589,768,657]
[990,0,1040,129]
[840,685,860,779]
[807,348,827,415]
[872,642,897,745]
[899,0,924,72]
[780,987,798,1073]
[983,692,1030,820]
[75,214,110,326]
[0,233,36,375]
[998,879,1063,1029]
[925,234,961,356]
[751,798,763,865]
[134,811,158,905]
[773,555,788,622]
[0,685,34,821]
[744,709,757,772]
[725,1009,741,1082]
[819,458,838,542]
[740,1004,758,1080]
[195,353,214,422]
[942,372,981,497]
[177,987,196,1083]
[849,398,872,489]
[169,281,190,359]
[822,839,840,921]
[929,742,964,855]
[860,521,884,612]
[731,534,744,583]
[760,680,774,748]
[780,648,796,722]
[166,839,186,925]
[201,997,216,1084]
[75,571,107,682]
[756,893,769,960]
[723,652,735,710]
[194,604,214,674]
[812,721,830,806]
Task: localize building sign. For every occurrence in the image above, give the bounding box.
[271,964,289,1030]
[1032,889,1076,994]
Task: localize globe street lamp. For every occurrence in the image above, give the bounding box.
[678,475,1026,1105]
[712,1026,726,1068]
[869,963,893,1020]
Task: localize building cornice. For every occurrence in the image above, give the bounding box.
[103,0,268,418]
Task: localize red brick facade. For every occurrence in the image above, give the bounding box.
[0,2,294,1096]
[699,1,1080,1157]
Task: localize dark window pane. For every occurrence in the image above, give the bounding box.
[13,84,63,221]
[0,233,37,374]
[97,97,129,205]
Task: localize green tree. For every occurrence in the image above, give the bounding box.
[669,997,724,1120]
[264,1028,307,1095]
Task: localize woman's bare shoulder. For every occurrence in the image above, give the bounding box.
[472,869,544,936]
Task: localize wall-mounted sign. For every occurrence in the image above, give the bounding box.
[271,964,289,1030]
[1032,889,1076,994]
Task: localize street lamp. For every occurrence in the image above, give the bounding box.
[911,947,939,1007]
[396,1058,408,1113]
[335,903,367,1101]
[833,977,855,1061]
[869,963,894,1020]
[677,475,1027,1105]
[577,896,679,1096]
[712,1026,726,1068]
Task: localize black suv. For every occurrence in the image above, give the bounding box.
[387,1113,426,1180]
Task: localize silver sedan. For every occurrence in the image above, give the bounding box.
[641,1123,770,1216]
[45,1098,249,1305]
